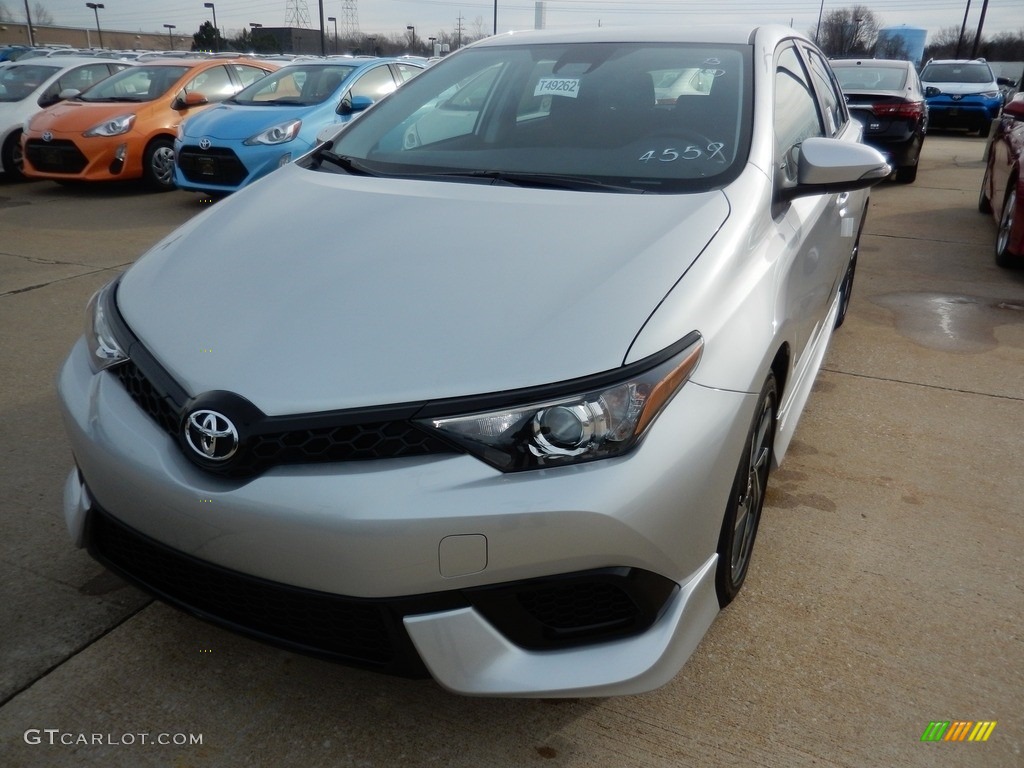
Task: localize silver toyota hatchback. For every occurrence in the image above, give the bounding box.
[59,25,887,697]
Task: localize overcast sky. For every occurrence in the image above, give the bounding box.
[11,0,1023,43]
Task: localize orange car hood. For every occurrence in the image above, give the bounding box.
[31,99,159,132]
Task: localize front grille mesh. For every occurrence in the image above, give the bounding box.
[177,146,248,187]
[89,508,407,669]
[518,581,637,631]
[24,139,88,173]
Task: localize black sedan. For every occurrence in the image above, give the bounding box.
[831,58,927,184]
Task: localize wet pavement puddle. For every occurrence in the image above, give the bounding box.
[872,292,1024,353]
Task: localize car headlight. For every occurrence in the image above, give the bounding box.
[85,281,128,373]
[979,91,1000,99]
[83,113,136,137]
[244,119,302,146]
[417,334,703,471]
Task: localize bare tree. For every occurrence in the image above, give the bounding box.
[813,6,880,57]
[873,34,909,60]
[32,1,53,25]
[923,26,971,61]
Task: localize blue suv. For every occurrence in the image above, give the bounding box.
[920,59,1005,136]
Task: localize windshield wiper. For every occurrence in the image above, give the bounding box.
[315,150,377,176]
[420,170,644,193]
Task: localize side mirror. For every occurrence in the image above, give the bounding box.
[173,91,209,109]
[996,76,1017,88]
[338,94,374,116]
[58,88,81,101]
[1003,97,1024,121]
[924,86,940,98]
[778,137,891,202]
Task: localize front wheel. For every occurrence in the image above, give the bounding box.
[995,185,1019,268]
[143,137,176,191]
[2,130,26,181]
[715,374,777,608]
[894,163,918,184]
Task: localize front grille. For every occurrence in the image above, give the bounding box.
[177,146,248,187]
[86,507,435,674]
[110,357,458,477]
[115,360,180,435]
[25,139,87,173]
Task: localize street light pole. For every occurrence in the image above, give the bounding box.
[406,25,416,53]
[85,3,104,49]
[328,16,337,54]
[164,23,176,50]
[203,2,218,52]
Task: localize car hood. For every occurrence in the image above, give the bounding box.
[924,81,997,96]
[29,99,149,131]
[182,102,321,141]
[118,165,729,416]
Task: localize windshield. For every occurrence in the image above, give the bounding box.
[0,64,59,101]
[230,64,356,106]
[79,65,189,102]
[920,62,993,84]
[833,65,908,91]
[308,42,751,194]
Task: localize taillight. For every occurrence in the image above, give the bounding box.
[871,100,924,119]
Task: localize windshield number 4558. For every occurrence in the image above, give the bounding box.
[640,142,725,162]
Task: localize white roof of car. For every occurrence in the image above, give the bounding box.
[470,24,797,47]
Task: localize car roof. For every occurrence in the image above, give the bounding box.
[4,55,131,69]
[468,24,799,48]
[830,59,912,68]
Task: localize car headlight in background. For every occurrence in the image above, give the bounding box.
[84,281,128,373]
[979,91,1000,99]
[83,114,136,137]
[244,119,302,146]
[418,334,703,471]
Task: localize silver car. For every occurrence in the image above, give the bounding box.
[58,25,887,697]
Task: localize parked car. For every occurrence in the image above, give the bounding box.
[830,58,927,184]
[21,57,277,190]
[0,57,132,180]
[174,58,423,195]
[57,25,888,697]
[920,58,1006,135]
[978,95,1024,267]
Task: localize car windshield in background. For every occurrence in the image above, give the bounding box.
[833,65,908,91]
[0,64,60,101]
[78,65,190,102]
[920,62,993,84]
[309,42,752,193]
[230,64,357,106]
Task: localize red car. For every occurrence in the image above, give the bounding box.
[979,95,1024,267]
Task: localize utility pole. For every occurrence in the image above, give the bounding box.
[22,0,34,45]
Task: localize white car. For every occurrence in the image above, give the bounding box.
[0,56,131,179]
[58,25,887,697]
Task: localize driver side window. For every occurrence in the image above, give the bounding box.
[774,45,824,182]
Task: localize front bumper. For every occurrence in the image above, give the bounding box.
[58,337,753,696]
[925,96,1001,129]
[22,130,144,181]
[175,139,308,194]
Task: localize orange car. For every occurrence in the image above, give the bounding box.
[22,57,277,190]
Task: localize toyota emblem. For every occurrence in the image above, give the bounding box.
[185,410,238,461]
[199,137,212,150]
[42,131,53,142]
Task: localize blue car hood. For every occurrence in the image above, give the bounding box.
[182,101,323,141]
[118,164,729,416]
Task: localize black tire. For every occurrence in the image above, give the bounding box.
[2,130,26,181]
[976,118,992,137]
[834,214,864,330]
[995,184,1019,268]
[715,373,777,608]
[978,162,993,214]
[894,163,918,184]
[142,137,176,191]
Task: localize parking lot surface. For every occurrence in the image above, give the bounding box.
[0,135,1021,767]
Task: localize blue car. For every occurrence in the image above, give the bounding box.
[175,58,423,194]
